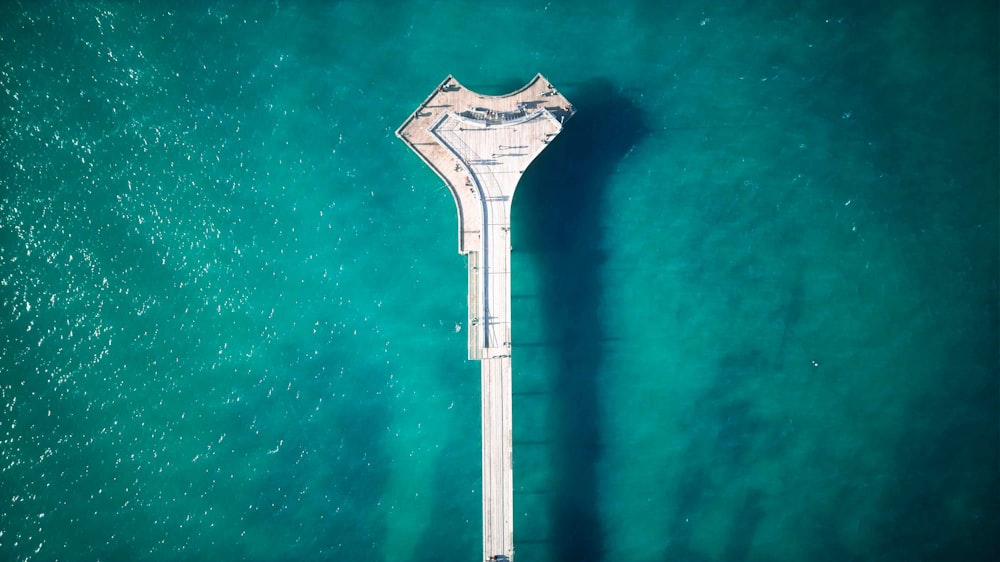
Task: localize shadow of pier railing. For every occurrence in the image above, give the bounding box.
[514,78,648,562]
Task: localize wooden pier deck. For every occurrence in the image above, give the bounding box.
[396,74,574,562]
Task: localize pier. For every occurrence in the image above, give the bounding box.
[396,74,574,562]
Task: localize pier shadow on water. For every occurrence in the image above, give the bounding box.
[513,78,648,562]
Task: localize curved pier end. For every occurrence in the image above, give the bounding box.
[396,75,574,562]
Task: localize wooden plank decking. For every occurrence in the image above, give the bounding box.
[396,74,574,562]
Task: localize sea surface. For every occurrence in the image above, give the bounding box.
[1,2,997,561]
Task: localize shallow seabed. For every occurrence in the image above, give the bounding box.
[1,2,997,561]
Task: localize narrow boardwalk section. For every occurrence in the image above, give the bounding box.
[397,74,574,562]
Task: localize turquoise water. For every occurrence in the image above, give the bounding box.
[1,2,997,560]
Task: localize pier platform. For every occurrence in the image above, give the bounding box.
[397,74,574,562]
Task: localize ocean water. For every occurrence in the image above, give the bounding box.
[1,1,996,561]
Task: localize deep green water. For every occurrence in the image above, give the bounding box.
[1,1,997,561]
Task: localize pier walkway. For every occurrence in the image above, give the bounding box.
[397,74,574,562]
